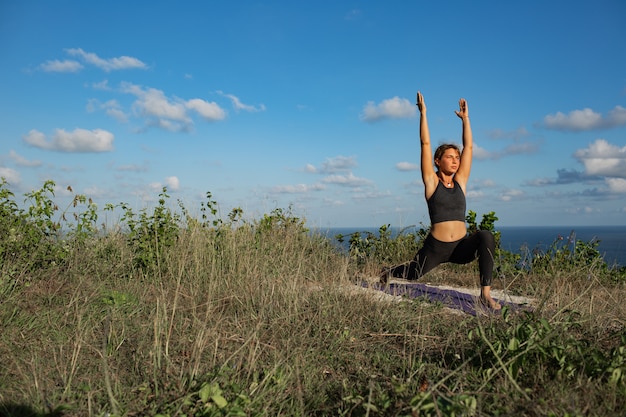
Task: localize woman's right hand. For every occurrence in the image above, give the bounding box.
[417,91,426,113]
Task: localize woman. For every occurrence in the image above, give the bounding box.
[381,91,500,310]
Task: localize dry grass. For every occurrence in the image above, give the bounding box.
[1,220,625,416]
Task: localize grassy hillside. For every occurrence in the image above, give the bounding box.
[1,180,625,416]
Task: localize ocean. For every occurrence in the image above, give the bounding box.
[316,225,626,268]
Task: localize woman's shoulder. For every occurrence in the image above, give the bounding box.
[452,178,468,195]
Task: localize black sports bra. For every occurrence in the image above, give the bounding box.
[427,180,466,224]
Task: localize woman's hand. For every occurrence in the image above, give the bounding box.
[416,91,426,113]
[455,98,469,119]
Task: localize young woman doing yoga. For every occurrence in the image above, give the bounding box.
[381,91,501,310]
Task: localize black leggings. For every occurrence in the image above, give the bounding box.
[388,230,495,286]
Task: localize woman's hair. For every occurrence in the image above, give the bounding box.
[434,144,461,163]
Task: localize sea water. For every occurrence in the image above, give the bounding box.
[317,225,626,268]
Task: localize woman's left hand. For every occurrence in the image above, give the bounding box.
[455,98,469,119]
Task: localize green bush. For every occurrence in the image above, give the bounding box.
[0,180,69,282]
[336,224,426,266]
[104,187,181,271]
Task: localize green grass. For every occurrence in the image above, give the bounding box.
[1,180,625,416]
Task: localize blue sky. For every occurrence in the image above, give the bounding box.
[1,1,625,228]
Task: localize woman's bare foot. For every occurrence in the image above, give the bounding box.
[480,286,501,310]
[479,295,502,310]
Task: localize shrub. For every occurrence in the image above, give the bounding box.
[105,187,181,271]
[0,179,68,278]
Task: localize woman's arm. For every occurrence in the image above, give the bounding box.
[454,98,472,188]
[418,92,438,197]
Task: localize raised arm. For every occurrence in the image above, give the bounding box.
[453,98,472,189]
[418,92,438,197]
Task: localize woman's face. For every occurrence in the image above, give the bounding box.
[435,148,460,173]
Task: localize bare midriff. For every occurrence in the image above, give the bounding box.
[430,220,467,242]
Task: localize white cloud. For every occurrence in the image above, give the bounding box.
[22,130,47,148]
[525,177,551,186]
[147,176,181,192]
[124,84,188,121]
[543,106,626,131]
[148,182,163,192]
[92,80,111,90]
[105,106,129,123]
[0,167,20,185]
[165,176,180,191]
[22,128,114,152]
[124,84,190,130]
[65,48,147,72]
[564,206,597,215]
[87,99,128,123]
[83,185,107,198]
[473,141,539,160]
[352,190,392,200]
[574,139,626,178]
[472,144,493,160]
[121,83,227,131]
[322,172,373,187]
[465,190,485,199]
[85,99,97,113]
[186,99,227,121]
[51,185,72,198]
[499,189,524,201]
[360,96,416,122]
[271,183,326,194]
[9,150,41,167]
[217,91,266,112]
[606,178,626,193]
[395,161,418,171]
[39,59,83,73]
[319,156,357,174]
[304,156,358,175]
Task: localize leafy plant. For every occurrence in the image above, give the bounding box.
[521,230,626,282]
[466,210,498,235]
[335,224,424,265]
[62,189,100,241]
[105,187,181,271]
[0,179,70,276]
[467,309,626,385]
[256,206,307,235]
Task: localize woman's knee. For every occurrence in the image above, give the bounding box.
[476,230,495,250]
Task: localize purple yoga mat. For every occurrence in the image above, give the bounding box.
[361,281,531,316]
